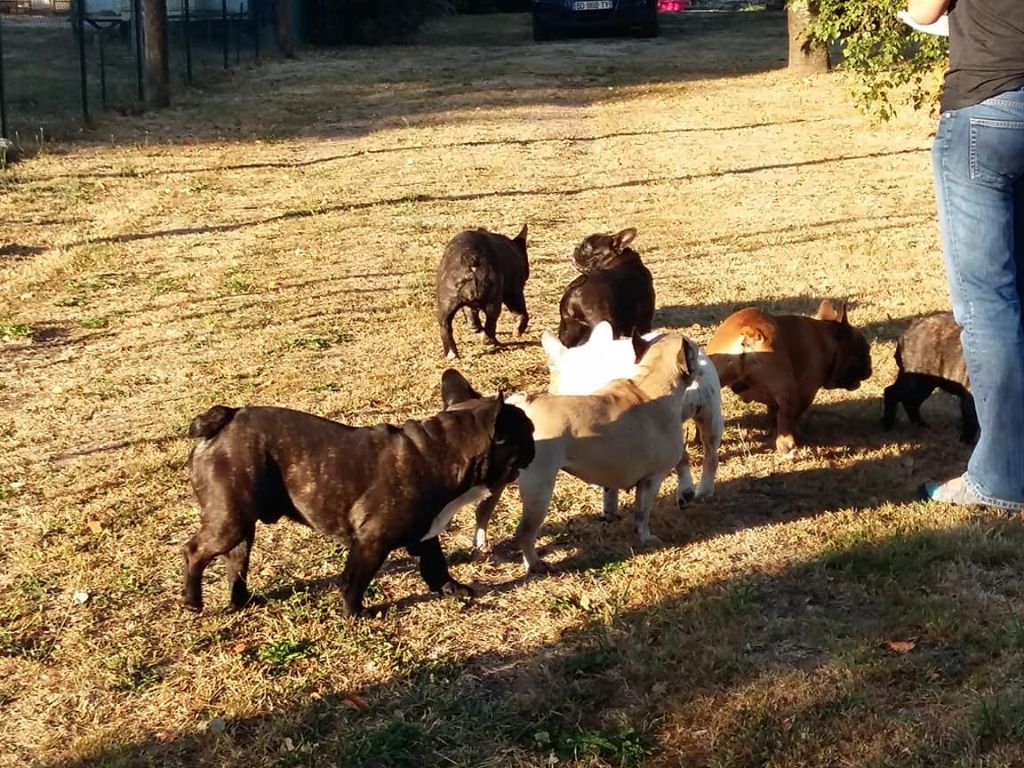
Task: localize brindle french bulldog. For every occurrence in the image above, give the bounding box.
[436,225,530,359]
[557,227,655,348]
[883,312,977,443]
[707,300,873,456]
[182,370,535,616]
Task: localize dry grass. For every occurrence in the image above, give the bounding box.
[3,9,1024,768]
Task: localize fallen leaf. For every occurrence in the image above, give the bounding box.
[885,640,916,653]
[87,520,104,535]
[342,693,369,712]
[72,591,90,605]
[230,641,248,655]
[206,718,227,734]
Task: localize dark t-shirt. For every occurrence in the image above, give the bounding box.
[941,0,1024,111]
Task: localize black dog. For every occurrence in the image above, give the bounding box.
[557,227,655,348]
[436,225,529,359]
[182,370,535,616]
[883,312,977,443]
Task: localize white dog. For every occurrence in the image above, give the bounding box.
[542,321,722,516]
[474,332,699,573]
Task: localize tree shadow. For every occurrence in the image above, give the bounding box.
[6,11,793,148]
[54,513,1024,767]
[65,149,926,249]
[0,244,46,260]
[657,299,930,346]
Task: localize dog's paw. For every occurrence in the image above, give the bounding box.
[526,559,555,576]
[441,580,475,599]
[676,488,696,508]
[445,350,459,361]
[181,600,203,614]
[775,436,797,457]
[637,534,664,549]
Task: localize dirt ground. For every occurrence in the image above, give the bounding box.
[3,10,1024,768]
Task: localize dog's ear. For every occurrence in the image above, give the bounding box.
[591,321,614,346]
[441,369,481,408]
[514,223,528,243]
[677,337,699,379]
[632,329,653,363]
[811,299,843,323]
[612,227,638,250]
[837,301,849,325]
[541,330,565,364]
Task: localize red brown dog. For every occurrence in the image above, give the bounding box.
[707,300,872,455]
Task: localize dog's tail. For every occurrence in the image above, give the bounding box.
[188,405,238,439]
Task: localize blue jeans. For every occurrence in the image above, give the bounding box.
[932,87,1024,509]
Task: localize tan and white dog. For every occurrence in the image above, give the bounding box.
[541,321,722,515]
[472,331,700,574]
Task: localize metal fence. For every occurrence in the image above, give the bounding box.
[0,2,275,143]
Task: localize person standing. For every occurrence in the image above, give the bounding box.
[909,0,1024,509]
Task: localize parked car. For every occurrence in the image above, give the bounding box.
[532,0,659,41]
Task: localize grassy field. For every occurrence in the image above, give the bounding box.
[3,9,1024,767]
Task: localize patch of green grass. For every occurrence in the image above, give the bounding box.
[534,726,649,765]
[0,322,33,342]
[150,276,187,296]
[82,316,110,329]
[586,559,630,580]
[972,690,1024,748]
[109,657,166,693]
[0,481,15,501]
[256,638,316,671]
[345,720,427,768]
[54,295,86,308]
[311,381,342,392]
[558,647,621,677]
[285,336,331,351]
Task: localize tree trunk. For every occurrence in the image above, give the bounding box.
[143,0,170,107]
[276,0,295,58]
[787,0,829,73]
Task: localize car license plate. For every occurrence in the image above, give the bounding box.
[573,0,613,9]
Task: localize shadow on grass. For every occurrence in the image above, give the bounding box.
[55,512,1024,767]
[657,299,929,345]
[65,149,927,249]
[6,11,792,147]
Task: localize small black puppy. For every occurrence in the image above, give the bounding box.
[557,227,655,348]
[182,370,535,617]
[883,312,977,443]
[436,225,529,359]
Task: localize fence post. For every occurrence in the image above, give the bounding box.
[0,13,7,140]
[76,0,90,121]
[133,0,144,101]
[99,28,107,108]
[221,0,228,69]
[183,0,192,84]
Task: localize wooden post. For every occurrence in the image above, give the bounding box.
[275,0,294,58]
[143,0,170,107]
[787,0,829,74]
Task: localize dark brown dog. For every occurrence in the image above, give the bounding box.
[436,225,529,359]
[883,312,977,443]
[557,227,655,348]
[707,300,872,455]
[182,370,535,616]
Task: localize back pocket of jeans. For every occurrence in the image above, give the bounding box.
[969,118,1024,185]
